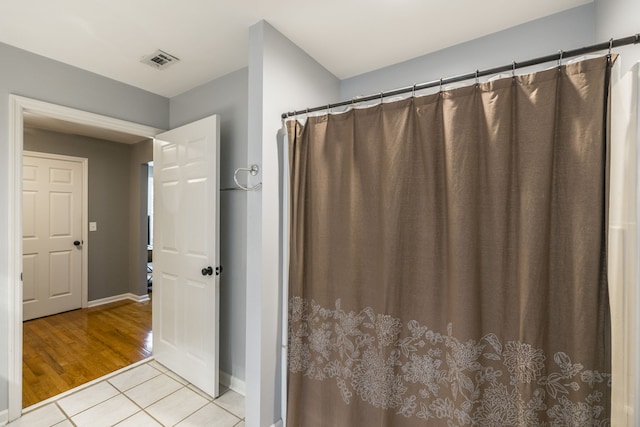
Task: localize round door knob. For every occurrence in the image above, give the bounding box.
[201,266,213,276]
[73,240,81,246]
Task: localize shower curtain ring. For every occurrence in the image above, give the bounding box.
[439,78,443,93]
[475,70,479,85]
[608,38,614,56]
[412,83,417,97]
[557,50,564,68]
[512,61,516,78]
[380,92,384,104]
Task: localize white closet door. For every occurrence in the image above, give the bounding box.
[23,153,84,321]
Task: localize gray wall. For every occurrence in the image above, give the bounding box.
[247,20,341,426]
[170,67,249,386]
[340,4,596,101]
[0,41,169,413]
[23,128,144,301]
[595,0,640,74]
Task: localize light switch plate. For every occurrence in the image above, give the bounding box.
[89,222,97,232]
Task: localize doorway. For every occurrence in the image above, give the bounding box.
[8,95,163,419]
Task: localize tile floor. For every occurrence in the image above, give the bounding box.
[9,360,245,427]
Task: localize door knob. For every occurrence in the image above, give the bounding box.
[201,266,213,276]
[73,240,82,246]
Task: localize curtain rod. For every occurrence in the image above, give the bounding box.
[282,33,640,120]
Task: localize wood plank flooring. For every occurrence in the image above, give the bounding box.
[22,299,152,408]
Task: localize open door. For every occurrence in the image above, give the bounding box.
[152,115,220,398]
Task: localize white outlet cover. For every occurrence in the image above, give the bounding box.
[89,222,97,232]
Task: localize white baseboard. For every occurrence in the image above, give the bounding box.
[0,408,9,426]
[87,292,150,307]
[220,370,246,396]
[271,419,284,427]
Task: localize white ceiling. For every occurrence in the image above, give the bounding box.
[0,0,590,98]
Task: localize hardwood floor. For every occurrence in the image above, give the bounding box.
[22,299,152,408]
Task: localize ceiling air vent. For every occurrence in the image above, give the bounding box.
[141,49,180,70]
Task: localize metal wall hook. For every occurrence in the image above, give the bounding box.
[233,164,262,191]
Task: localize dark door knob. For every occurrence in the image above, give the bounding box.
[201,266,213,276]
[73,240,81,246]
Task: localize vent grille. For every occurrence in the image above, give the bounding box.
[141,49,180,70]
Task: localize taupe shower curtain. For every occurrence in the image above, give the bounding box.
[286,56,612,426]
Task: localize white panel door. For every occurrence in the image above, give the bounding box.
[23,153,83,321]
[153,115,220,398]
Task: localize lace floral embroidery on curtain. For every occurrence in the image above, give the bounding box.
[288,297,611,426]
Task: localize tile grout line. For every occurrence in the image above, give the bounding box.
[118,389,166,427]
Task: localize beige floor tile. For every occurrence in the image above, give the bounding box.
[176,402,241,427]
[214,389,246,419]
[147,360,169,373]
[70,394,140,427]
[7,404,66,427]
[146,387,208,426]
[114,411,163,426]
[108,363,161,392]
[125,374,183,408]
[165,369,189,385]
[57,381,119,416]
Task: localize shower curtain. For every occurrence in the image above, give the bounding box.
[609,61,640,426]
[286,56,612,426]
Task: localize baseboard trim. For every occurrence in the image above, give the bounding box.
[87,293,150,307]
[271,419,284,427]
[220,370,246,396]
[0,408,8,426]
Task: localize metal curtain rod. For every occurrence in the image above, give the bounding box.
[282,33,640,119]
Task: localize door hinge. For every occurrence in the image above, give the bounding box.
[215,265,223,276]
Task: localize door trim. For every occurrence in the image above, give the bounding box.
[23,150,89,315]
[8,95,163,420]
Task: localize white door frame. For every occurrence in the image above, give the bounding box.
[8,95,163,420]
[23,150,89,318]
